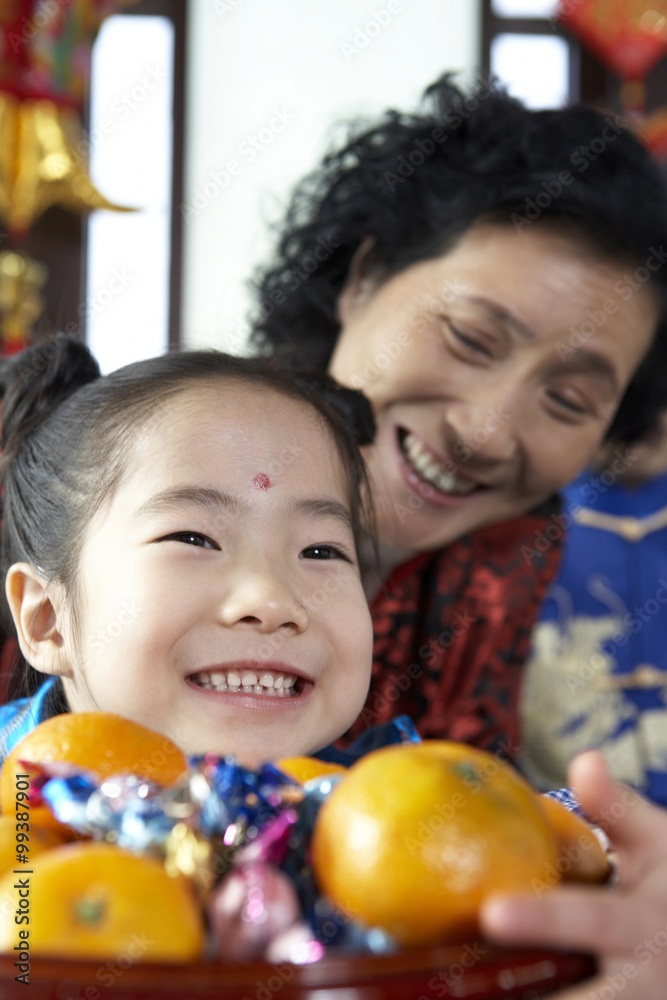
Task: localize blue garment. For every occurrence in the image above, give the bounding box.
[0,677,421,766]
[0,676,61,763]
[521,466,667,805]
[314,714,421,765]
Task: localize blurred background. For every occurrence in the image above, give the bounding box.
[1,0,667,372]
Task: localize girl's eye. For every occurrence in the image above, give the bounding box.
[444,320,493,359]
[158,531,219,550]
[300,544,352,563]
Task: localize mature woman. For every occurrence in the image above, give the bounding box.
[250,76,667,998]
[251,75,667,762]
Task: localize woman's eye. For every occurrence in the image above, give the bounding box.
[444,320,493,358]
[547,391,590,416]
[300,544,352,563]
[158,531,219,550]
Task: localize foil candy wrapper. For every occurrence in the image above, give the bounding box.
[216,775,396,960]
[35,759,396,958]
[37,755,304,890]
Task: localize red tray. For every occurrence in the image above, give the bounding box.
[0,942,595,999]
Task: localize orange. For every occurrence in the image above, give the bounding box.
[0,814,66,877]
[312,741,558,947]
[538,794,610,884]
[0,842,204,961]
[0,712,188,815]
[275,756,346,784]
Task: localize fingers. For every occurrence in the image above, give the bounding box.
[569,751,667,883]
[531,975,632,1000]
[523,978,601,1000]
[479,888,667,956]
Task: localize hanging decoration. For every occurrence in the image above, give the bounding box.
[558,1,667,159]
[0,0,138,352]
[0,249,47,353]
[557,1,667,81]
[0,0,137,236]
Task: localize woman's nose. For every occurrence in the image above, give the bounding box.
[217,565,309,635]
[444,395,518,465]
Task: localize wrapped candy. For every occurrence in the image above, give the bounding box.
[36,755,303,874]
[208,860,308,963]
[32,754,396,960]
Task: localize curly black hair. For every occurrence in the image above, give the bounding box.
[250,74,667,445]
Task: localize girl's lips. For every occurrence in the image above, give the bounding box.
[185,675,314,712]
[394,428,488,509]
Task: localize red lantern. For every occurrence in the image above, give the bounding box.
[558,0,667,80]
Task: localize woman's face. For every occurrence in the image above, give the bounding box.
[329,224,659,556]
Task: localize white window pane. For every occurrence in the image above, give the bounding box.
[491,33,569,109]
[87,15,174,374]
[492,0,558,16]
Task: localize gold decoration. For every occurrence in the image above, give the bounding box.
[0,250,48,348]
[596,664,667,689]
[0,92,134,235]
[572,504,667,541]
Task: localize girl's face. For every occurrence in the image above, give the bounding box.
[329,224,659,557]
[56,384,373,767]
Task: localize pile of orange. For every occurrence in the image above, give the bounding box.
[0,715,610,961]
[312,741,609,947]
[0,713,202,961]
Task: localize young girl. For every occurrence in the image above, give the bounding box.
[0,337,383,767]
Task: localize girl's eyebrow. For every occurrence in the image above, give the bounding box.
[291,498,353,532]
[134,486,353,531]
[135,486,241,520]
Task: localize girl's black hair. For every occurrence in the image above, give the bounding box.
[0,336,375,699]
[250,74,667,444]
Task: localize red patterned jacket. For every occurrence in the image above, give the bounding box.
[338,501,563,760]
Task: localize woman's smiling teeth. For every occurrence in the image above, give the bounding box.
[191,668,298,696]
[401,431,478,495]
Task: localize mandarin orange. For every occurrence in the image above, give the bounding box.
[0,712,187,814]
[275,756,346,784]
[538,794,610,884]
[0,842,204,960]
[312,741,558,947]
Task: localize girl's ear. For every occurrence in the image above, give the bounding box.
[5,563,73,678]
[336,236,381,324]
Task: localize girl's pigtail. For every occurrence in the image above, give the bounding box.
[0,335,100,471]
[294,371,376,446]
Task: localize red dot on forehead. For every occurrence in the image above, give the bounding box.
[253,472,271,490]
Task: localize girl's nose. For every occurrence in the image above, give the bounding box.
[217,566,309,635]
[444,396,518,464]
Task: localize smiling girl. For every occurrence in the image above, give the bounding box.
[0,340,379,767]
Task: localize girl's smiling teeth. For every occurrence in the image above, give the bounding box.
[190,668,300,696]
[400,430,478,495]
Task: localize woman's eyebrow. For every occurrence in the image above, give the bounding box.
[556,349,619,392]
[463,296,536,340]
[135,486,241,520]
